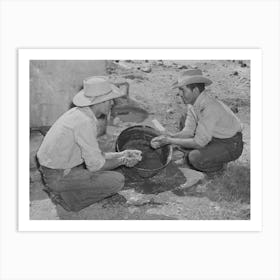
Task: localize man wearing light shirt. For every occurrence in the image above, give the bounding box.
[37,76,142,212]
[151,69,243,173]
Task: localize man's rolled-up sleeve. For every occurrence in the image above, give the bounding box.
[74,121,105,172]
[181,105,197,137]
[194,107,217,147]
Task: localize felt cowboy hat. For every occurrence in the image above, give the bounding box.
[171,69,212,89]
[73,76,126,107]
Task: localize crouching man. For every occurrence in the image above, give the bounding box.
[151,69,243,174]
[37,76,142,212]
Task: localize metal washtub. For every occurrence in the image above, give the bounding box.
[115,125,173,178]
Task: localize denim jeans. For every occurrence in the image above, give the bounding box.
[39,165,125,212]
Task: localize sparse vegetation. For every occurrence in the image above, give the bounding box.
[205,162,250,204]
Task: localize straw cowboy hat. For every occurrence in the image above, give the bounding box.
[73,76,125,107]
[171,69,212,89]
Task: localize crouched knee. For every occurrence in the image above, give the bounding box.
[188,150,201,164]
[188,150,203,169]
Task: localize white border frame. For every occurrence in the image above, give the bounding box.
[19,48,262,232]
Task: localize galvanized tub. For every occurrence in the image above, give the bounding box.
[116,125,173,178]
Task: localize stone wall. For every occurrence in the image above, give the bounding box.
[30,60,108,127]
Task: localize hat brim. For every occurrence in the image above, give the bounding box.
[171,76,212,89]
[73,84,126,107]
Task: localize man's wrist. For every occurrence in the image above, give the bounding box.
[168,137,174,144]
[105,152,120,160]
[165,132,175,138]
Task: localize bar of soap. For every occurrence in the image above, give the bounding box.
[151,119,166,132]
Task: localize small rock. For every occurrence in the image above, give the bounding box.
[117,61,133,70]
[167,108,174,114]
[177,65,188,69]
[141,66,152,73]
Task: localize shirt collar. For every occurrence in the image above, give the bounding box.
[78,106,97,122]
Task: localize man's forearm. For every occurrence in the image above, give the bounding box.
[170,130,194,139]
[104,152,124,160]
[169,137,202,149]
[99,157,125,171]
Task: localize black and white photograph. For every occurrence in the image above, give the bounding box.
[2,1,280,280]
[28,55,252,221]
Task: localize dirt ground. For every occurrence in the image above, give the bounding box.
[30,59,250,220]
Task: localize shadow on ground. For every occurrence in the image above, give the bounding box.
[179,163,250,203]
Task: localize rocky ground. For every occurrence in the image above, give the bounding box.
[30,59,250,220]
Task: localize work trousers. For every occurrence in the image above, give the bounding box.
[39,165,125,212]
[186,132,244,173]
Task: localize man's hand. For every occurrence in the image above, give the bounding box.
[122,149,142,167]
[123,157,140,167]
[122,149,142,159]
[101,150,142,171]
[150,135,171,149]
